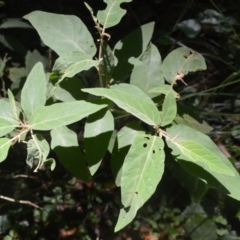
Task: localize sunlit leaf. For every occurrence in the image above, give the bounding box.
[160,89,177,126]
[130,43,164,98]
[97,0,132,29]
[21,62,46,119]
[24,11,96,57]
[166,125,234,177]
[113,22,155,81]
[111,123,144,186]
[53,51,99,82]
[84,109,114,175]
[162,47,206,84]
[51,126,90,182]
[115,135,165,230]
[0,118,15,137]
[0,138,11,162]
[29,100,107,130]
[82,84,160,126]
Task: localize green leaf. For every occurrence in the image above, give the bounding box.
[111,123,144,186]
[82,84,160,126]
[130,43,164,98]
[178,19,201,38]
[24,11,96,57]
[149,84,179,98]
[51,126,90,182]
[53,51,99,82]
[166,125,235,177]
[29,100,107,130]
[174,114,213,134]
[160,88,177,126]
[115,135,165,230]
[101,42,115,84]
[97,0,132,29]
[0,19,32,29]
[26,134,53,172]
[0,99,20,125]
[25,49,48,75]
[113,22,155,81]
[121,135,165,207]
[84,109,114,175]
[7,89,19,121]
[0,138,11,162]
[162,47,206,84]
[21,62,46,119]
[53,77,87,102]
[0,118,15,137]
[184,215,218,240]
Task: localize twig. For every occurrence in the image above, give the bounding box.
[0,195,42,209]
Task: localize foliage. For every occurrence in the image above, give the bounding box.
[1,0,240,239]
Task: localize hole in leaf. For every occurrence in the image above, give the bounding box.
[153,150,155,154]
[143,143,147,148]
[134,191,138,194]
[144,136,150,140]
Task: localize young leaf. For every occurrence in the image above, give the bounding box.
[53,51,99,82]
[29,100,108,130]
[82,84,161,126]
[162,47,206,85]
[21,62,46,119]
[166,125,235,177]
[160,89,177,126]
[23,11,96,57]
[0,138,11,162]
[26,134,53,171]
[0,99,20,125]
[84,109,114,175]
[130,43,164,98]
[115,135,165,230]
[111,123,144,186]
[97,0,132,29]
[113,22,155,81]
[51,126,90,182]
[0,118,15,137]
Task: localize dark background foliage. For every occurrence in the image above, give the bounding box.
[0,0,240,239]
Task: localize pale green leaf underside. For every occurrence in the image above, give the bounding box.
[82,84,160,126]
[166,125,234,177]
[53,51,99,81]
[116,135,165,231]
[23,11,96,57]
[97,0,132,29]
[0,118,15,137]
[29,101,107,130]
[162,47,206,84]
[130,43,164,98]
[0,138,11,162]
[21,62,46,119]
[149,84,179,98]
